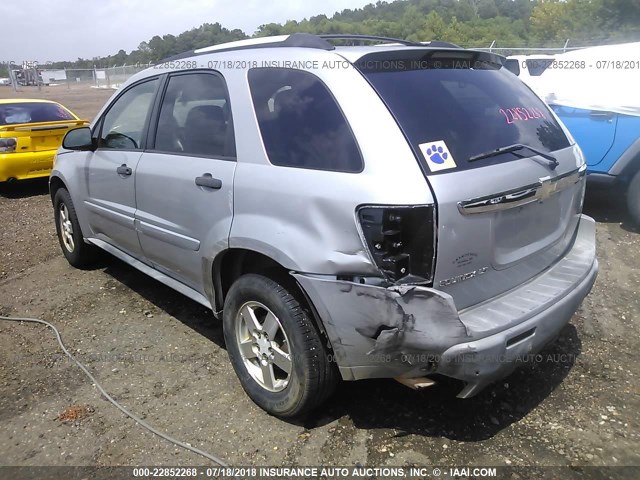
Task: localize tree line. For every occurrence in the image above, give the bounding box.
[2,0,638,75]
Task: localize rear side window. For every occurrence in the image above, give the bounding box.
[153,72,235,158]
[360,54,570,174]
[0,102,74,125]
[248,68,362,172]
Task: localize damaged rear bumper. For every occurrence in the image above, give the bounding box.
[293,214,598,398]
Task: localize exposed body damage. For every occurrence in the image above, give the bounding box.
[293,274,472,381]
[346,283,468,356]
[293,215,598,397]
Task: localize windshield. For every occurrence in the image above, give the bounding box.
[0,102,75,126]
[360,55,570,174]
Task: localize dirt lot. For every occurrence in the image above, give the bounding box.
[0,87,639,475]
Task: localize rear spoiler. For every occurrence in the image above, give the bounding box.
[0,119,89,132]
[353,48,506,72]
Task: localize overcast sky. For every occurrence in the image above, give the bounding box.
[1,0,373,63]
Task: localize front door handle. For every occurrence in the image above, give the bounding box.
[117,164,132,176]
[195,173,222,189]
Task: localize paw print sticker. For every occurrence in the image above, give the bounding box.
[419,140,457,172]
[426,144,448,164]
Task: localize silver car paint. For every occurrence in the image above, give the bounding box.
[429,147,586,309]
[51,42,598,397]
[134,152,236,294]
[221,49,433,275]
[84,149,144,258]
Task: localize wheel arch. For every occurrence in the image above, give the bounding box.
[211,248,330,340]
[49,175,68,203]
[608,137,640,181]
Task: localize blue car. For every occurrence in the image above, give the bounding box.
[550,105,640,224]
[507,43,640,224]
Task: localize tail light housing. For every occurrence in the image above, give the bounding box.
[0,138,17,153]
[357,205,436,284]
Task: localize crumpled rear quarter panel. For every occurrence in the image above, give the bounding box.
[293,274,470,379]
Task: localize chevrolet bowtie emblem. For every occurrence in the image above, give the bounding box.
[457,164,586,215]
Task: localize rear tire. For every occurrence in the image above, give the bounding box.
[627,170,640,225]
[54,188,100,268]
[223,274,338,418]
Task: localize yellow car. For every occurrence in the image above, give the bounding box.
[0,99,88,183]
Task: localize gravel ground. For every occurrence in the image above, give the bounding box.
[0,87,638,477]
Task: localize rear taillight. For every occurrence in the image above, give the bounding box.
[0,138,17,153]
[357,205,436,284]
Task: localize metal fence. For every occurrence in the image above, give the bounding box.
[36,64,153,90]
[471,39,599,57]
[97,64,153,88]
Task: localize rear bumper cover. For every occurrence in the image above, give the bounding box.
[293,214,598,397]
[0,150,56,181]
[439,251,597,397]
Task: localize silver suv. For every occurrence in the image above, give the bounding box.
[51,34,598,417]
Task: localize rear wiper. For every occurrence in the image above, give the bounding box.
[468,144,559,170]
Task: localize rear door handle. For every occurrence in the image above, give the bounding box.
[195,173,222,189]
[117,164,132,176]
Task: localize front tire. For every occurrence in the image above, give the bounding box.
[628,170,640,225]
[54,188,100,268]
[223,274,338,417]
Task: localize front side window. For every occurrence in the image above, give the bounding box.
[99,78,158,150]
[153,72,235,157]
[248,68,363,172]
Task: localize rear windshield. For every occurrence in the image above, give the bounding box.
[360,54,570,174]
[0,102,75,126]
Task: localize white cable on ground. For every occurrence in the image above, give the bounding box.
[0,314,227,467]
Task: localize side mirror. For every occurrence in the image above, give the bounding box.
[62,127,95,151]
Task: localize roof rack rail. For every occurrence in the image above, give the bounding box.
[162,33,335,62]
[160,33,462,63]
[318,34,423,46]
[319,35,461,49]
[423,40,462,48]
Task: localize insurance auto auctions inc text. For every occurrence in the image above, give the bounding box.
[206,466,497,478]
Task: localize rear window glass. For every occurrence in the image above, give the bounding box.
[0,102,74,125]
[248,68,363,173]
[360,55,570,174]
